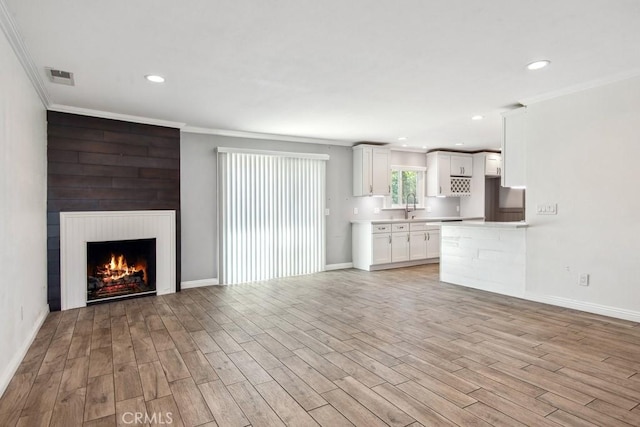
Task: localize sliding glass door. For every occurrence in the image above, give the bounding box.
[217,148,328,284]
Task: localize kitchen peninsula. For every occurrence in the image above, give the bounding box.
[440,220,528,297]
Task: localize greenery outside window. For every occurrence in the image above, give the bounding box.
[388,166,425,208]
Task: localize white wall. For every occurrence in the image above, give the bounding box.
[0,31,49,394]
[525,75,640,319]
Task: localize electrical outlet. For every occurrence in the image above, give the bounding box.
[579,273,590,286]
[456,205,460,212]
[373,207,380,214]
[324,208,330,216]
[353,207,359,215]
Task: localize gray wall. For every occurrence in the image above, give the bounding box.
[180,133,356,281]
[181,133,460,281]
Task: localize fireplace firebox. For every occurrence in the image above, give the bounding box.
[87,238,156,303]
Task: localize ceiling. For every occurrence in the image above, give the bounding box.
[4,0,640,150]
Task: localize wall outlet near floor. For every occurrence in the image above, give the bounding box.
[373,207,380,214]
[579,273,590,286]
[353,207,359,215]
[324,208,330,216]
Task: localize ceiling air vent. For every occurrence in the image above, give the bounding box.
[45,67,75,86]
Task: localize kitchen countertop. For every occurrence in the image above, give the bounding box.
[350,216,483,224]
[439,220,528,228]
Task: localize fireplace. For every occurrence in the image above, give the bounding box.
[87,238,157,303]
[60,210,175,310]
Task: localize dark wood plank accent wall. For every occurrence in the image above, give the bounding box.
[47,111,181,311]
[484,177,525,222]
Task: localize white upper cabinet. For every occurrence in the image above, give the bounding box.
[450,155,473,177]
[502,108,526,187]
[353,145,390,196]
[485,153,502,176]
[426,151,472,197]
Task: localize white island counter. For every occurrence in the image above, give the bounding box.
[440,221,528,298]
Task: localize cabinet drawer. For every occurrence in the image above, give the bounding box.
[409,222,428,231]
[391,223,409,232]
[371,224,391,233]
[426,225,441,231]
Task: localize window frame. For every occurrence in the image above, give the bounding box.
[386,165,426,209]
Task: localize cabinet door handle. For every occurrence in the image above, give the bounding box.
[428,232,430,240]
[407,235,410,242]
[439,186,442,194]
[388,235,391,244]
[424,233,427,241]
[370,184,373,193]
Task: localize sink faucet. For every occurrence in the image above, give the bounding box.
[405,193,417,219]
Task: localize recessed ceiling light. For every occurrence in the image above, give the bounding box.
[471,115,484,121]
[398,137,408,141]
[422,146,427,149]
[455,143,464,146]
[526,60,550,71]
[145,74,165,83]
[401,144,408,147]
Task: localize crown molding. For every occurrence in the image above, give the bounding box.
[48,104,186,129]
[520,69,640,106]
[389,146,428,153]
[182,125,353,147]
[0,0,50,107]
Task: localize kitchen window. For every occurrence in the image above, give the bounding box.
[387,165,425,208]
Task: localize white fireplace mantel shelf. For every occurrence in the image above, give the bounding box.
[60,210,176,310]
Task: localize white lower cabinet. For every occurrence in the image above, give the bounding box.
[410,231,428,260]
[391,233,410,262]
[352,221,441,271]
[371,233,392,264]
[426,229,441,259]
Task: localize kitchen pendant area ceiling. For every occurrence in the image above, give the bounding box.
[3,0,640,150]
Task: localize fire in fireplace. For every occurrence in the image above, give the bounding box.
[87,238,156,303]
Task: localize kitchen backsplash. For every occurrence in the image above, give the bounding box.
[350,195,461,220]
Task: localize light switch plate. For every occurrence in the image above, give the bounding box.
[537,203,557,215]
[373,208,380,214]
[324,208,330,216]
[353,207,358,215]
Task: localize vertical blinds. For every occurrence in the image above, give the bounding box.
[217,149,327,284]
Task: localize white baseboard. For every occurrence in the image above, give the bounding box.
[0,305,49,397]
[524,292,640,323]
[181,278,219,289]
[325,263,353,271]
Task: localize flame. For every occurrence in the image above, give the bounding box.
[99,253,147,284]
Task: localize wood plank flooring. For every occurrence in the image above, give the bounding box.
[2,264,640,426]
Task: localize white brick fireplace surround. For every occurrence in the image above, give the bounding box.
[60,210,176,310]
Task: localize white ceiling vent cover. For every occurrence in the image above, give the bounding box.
[45,67,75,86]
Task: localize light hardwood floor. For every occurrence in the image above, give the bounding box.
[1,264,640,426]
